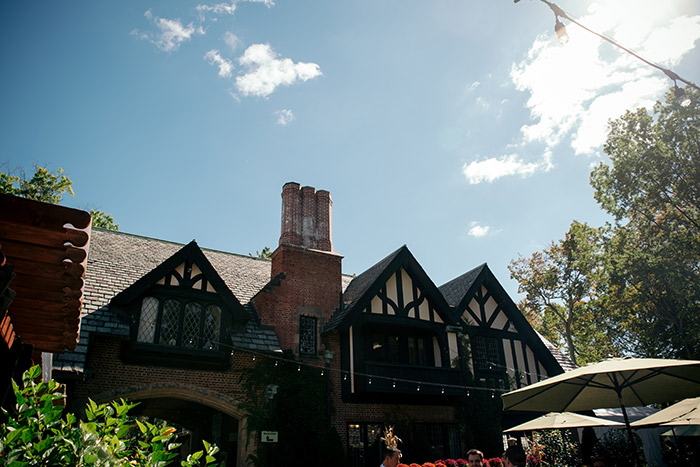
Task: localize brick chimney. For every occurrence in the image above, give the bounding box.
[253,183,343,355]
[280,182,333,251]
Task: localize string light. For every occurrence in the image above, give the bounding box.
[188,339,513,396]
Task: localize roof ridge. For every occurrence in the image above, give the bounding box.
[93,227,273,262]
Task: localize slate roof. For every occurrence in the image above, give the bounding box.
[438,263,487,307]
[537,331,577,372]
[54,229,292,374]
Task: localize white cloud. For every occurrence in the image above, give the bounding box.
[462,153,549,184]
[224,31,240,51]
[275,109,294,125]
[509,0,700,158]
[245,0,274,6]
[196,2,237,15]
[136,10,204,52]
[204,50,234,78]
[235,43,322,98]
[468,222,491,238]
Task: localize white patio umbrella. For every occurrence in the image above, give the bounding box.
[501,357,700,465]
[631,397,700,427]
[504,411,623,432]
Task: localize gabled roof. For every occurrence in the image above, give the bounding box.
[111,240,247,323]
[54,229,284,374]
[439,263,565,376]
[438,263,488,308]
[324,245,453,332]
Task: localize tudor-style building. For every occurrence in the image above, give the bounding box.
[52,183,570,467]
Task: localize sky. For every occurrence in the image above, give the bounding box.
[2,0,700,300]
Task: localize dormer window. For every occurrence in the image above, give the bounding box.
[137,296,222,350]
[110,241,248,370]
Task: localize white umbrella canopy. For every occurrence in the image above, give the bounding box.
[661,426,700,437]
[631,397,700,427]
[502,358,700,413]
[504,412,623,432]
[501,357,700,466]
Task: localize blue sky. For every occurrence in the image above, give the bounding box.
[2,0,699,299]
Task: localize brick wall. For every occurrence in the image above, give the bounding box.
[74,335,255,410]
[322,334,457,450]
[253,244,342,352]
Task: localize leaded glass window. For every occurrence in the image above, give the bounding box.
[182,302,202,347]
[137,297,159,343]
[135,293,225,353]
[159,299,180,346]
[472,335,504,372]
[203,305,221,350]
[299,316,317,356]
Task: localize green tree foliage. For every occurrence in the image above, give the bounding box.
[91,209,120,231]
[0,165,119,231]
[249,246,272,260]
[239,351,346,467]
[0,166,74,204]
[508,221,616,365]
[590,87,700,359]
[0,365,218,466]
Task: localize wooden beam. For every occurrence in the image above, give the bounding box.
[2,239,87,265]
[2,257,84,281]
[0,219,89,249]
[0,193,91,230]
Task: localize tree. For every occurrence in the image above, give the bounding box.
[509,221,616,366]
[0,166,73,204]
[1,365,218,466]
[590,87,700,359]
[0,165,119,231]
[249,246,272,260]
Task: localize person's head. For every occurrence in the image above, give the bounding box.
[467,449,484,467]
[382,447,401,467]
[504,445,526,467]
[592,460,605,467]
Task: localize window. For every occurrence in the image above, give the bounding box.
[471,335,504,372]
[413,423,460,460]
[366,327,433,366]
[137,296,221,350]
[347,423,382,467]
[299,315,317,356]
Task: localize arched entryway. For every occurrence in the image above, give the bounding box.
[92,383,250,467]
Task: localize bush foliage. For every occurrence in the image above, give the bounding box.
[0,365,218,466]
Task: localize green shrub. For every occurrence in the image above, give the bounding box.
[0,365,218,466]
[533,429,580,466]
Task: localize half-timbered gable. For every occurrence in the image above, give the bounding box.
[110,240,249,370]
[439,264,563,390]
[325,246,462,402]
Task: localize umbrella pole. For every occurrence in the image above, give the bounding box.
[616,390,641,467]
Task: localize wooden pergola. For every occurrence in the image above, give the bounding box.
[1,193,90,407]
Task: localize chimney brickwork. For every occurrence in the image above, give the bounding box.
[253,183,342,354]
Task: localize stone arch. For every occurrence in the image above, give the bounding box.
[91,381,246,419]
[91,382,251,467]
